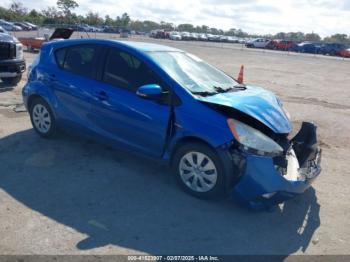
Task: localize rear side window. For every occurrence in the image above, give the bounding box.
[103,48,161,91]
[55,45,100,79]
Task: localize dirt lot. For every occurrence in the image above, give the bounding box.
[0,34,350,256]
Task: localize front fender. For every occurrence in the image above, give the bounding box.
[164,101,233,161]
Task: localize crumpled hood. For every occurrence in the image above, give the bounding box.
[197,85,292,134]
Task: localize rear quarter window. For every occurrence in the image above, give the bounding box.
[54,44,101,79]
[55,48,67,68]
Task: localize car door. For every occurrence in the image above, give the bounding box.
[262,39,269,48]
[256,39,264,48]
[89,47,172,157]
[49,44,101,133]
[253,39,260,48]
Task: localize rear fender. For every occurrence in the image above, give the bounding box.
[23,80,58,119]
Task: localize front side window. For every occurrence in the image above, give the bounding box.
[103,48,160,91]
[61,45,100,78]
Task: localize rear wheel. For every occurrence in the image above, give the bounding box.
[1,74,22,86]
[29,97,57,138]
[172,142,230,199]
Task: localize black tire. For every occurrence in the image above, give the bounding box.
[172,142,233,199]
[1,74,22,86]
[29,97,57,138]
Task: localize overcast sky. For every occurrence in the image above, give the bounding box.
[3,0,350,36]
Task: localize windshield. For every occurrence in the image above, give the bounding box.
[147,51,239,95]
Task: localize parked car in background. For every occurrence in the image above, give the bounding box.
[90,26,103,32]
[135,31,146,36]
[120,29,130,38]
[74,24,94,32]
[339,47,350,58]
[207,34,220,42]
[238,38,247,44]
[169,32,182,40]
[227,36,239,43]
[245,38,271,48]
[22,21,37,30]
[0,26,9,34]
[13,22,32,31]
[151,30,168,39]
[267,40,295,51]
[0,33,25,85]
[219,36,229,42]
[103,26,119,33]
[319,43,347,56]
[23,39,321,210]
[190,33,199,40]
[180,32,192,40]
[198,33,208,41]
[292,42,322,54]
[18,28,74,51]
[0,20,22,31]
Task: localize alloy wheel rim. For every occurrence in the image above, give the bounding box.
[179,151,217,193]
[32,104,51,133]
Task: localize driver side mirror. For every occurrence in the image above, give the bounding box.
[136,84,163,100]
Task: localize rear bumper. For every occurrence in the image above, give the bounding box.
[232,122,322,210]
[0,59,26,78]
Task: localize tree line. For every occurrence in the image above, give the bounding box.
[1,0,350,44]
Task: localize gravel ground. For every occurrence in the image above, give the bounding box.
[0,34,350,256]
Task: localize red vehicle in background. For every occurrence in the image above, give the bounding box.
[150,29,170,39]
[339,48,350,58]
[267,40,296,51]
[18,28,73,51]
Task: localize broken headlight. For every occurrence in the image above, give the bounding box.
[227,119,283,156]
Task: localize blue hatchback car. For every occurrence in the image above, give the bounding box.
[23,39,322,210]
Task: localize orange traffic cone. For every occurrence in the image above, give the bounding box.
[237,65,244,84]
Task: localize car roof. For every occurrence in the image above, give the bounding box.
[120,41,182,52]
[49,38,182,53]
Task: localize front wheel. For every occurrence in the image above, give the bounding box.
[29,97,57,138]
[172,142,230,199]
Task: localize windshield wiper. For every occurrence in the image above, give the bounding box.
[233,84,246,90]
[213,85,246,93]
[192,91,218,97]
[213,86,227,93]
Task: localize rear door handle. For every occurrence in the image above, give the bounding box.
[48,74,57,82]
[95,91,108,101]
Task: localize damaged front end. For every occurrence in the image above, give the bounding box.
[231,122,322,210]
[196,85,321,209]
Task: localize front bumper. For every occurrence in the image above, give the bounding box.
[0,59,26,78]
[232,122,322,210]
